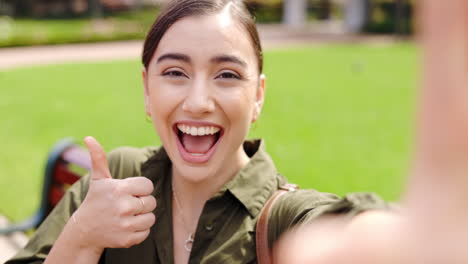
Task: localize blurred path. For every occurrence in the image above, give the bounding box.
[0,24,399,70]
[0,41,143,70]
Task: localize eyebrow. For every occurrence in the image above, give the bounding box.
[156,53,191,64]
[156,53,247,68]
[211,55,247,68]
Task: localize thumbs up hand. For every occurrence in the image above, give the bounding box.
[85,136,112,181]
[72,136,157,251]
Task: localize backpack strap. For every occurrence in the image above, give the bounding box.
[256,183,299,264]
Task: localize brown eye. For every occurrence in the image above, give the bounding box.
[217,72,240,80]
[163,70,187,78]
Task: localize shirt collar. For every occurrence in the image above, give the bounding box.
[221,139,285,217]
[142,139,285,219]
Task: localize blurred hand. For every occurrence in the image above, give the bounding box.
[275,209,468,264]
[275,0,468,263]
[72,136,157,251]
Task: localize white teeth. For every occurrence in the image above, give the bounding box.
[198,127,205,135]
[176,124,221,136]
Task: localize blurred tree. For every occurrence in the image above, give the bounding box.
[0,0,13,15]
[316,0,331,20]
[2,0,148,18]
[88,0,103,17]
[366,0,413,34]
[395,0,405,35]
[245,0,283,23]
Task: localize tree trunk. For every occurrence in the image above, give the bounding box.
[283,0,308,27]
[344,0,371,33]
[395,0,404,35]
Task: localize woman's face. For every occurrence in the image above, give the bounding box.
[143,12,265,183]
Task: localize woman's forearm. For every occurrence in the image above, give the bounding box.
[44,218,103,264]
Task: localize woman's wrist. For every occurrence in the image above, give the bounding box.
[44,214,104,264]
[66,211,104,255]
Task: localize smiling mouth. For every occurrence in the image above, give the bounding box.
[174,123,223,162]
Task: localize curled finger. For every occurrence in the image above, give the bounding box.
[132,195,157,215]
[138,195,157,214]
[122,177,154,196]
[133,212,156,232]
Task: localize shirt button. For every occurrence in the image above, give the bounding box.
[205,223,213,231]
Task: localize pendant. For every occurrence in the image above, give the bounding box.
[184,233,194,252]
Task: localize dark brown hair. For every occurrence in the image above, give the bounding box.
[142,0,263,73]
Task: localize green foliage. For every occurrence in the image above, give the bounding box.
[366,0,414,34]
[0,8,160,47]
[0,44,417,222]
[245,0,283,23]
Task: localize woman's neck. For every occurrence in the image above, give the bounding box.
[171,146,250,216]
[171,147,250,264]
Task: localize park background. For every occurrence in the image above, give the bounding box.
[0,0,416,260]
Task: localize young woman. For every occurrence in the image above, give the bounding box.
[7,1,385,263]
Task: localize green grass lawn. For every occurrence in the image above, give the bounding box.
[0,44,417,222]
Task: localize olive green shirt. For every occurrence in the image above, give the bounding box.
[7,140,386,264]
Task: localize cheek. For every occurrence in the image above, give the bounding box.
[147,82,183,129]
[148,80,182,111]
[218,88,256,127]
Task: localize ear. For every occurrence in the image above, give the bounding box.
[142,67,151,117]
[252,74,266,123]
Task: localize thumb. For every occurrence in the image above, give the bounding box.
[84,136,112,180]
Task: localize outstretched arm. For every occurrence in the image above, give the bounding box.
[275,0,468,262]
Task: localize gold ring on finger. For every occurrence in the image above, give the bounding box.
[137,197,145,215]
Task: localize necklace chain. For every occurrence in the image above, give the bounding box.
[172,185,194,252]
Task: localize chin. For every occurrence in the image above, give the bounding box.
[173,161,221,183]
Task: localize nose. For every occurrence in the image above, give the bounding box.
[182,78,215,115]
